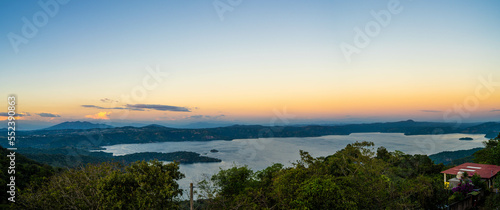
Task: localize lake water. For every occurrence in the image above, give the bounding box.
[102,133,487,199]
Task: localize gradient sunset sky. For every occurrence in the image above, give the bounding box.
[1,0,499,129]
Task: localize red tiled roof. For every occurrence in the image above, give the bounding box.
[441,163,500,179]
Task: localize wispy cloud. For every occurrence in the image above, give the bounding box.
[490,109,500,112]
[85,112,111,120]
[82,105,104,109]
[36,113,61,117]
[81,105,128,110]
[82,104,190,112]
[126,104,190,112]
[100,98,118,103]
[420,110,442,113]
[0,112,31,117]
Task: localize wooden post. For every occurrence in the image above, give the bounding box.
[190,183,194,210]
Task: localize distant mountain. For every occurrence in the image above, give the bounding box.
[141,124,166,128]
[428,147,483,165]
[43,121,113,130]
[461,122,500,138]
[4,120,499,149]
[179,122,235,129]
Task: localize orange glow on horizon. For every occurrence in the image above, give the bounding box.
[85,112,112,120]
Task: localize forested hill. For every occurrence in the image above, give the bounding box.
[0,146,56,206]
[43,121,113,130]
[428,147,483,165]
[1,120,499,149]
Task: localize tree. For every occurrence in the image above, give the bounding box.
[0,146,55,208]
[98,160,184,209]
[473,133,500,165]
[211,165,254,197]
[18,162,120,209]
[202,141,448,209]
[293,175,357,209]
[18,160,184,209]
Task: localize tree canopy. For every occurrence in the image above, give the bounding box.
[17,160,184,209]
[473,133,500,165]
[198,141,448,209]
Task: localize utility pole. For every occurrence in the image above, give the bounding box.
[190,183,194,210]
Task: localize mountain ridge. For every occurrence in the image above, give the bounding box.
[3,120,498,149]
[42,121,113,130]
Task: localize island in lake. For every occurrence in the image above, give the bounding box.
[15,147,221,168]
[459,137,473,141]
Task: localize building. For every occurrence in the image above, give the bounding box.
[441,163,500,189]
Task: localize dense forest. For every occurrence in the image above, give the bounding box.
[428,147,483,165]
[0,147,58,208]
[1,133,499,209]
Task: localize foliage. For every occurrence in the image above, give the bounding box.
[97,160,184,209]
[494,175,500,189]
[473,133,500,165]
[484,193,500,209]
[199,141,448,209]
[0,146,56,205]
[471,173,486,191]
[17,160,184,209]
[17,162,119,209]
[448,192,465,203]
[292,175,357,209]
[450,155,475,165]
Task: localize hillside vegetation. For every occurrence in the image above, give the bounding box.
[2,133,499,209]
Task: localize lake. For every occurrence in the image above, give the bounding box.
[102,132,487,199]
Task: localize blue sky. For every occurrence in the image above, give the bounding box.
[1,0,500,129]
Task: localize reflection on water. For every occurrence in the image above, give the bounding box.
[102,133,487,199]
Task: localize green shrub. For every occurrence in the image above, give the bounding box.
[448,192,465,203]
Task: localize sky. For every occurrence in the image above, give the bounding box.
[1,0,500,129]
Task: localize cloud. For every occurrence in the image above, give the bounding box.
[37,113,61,117]
[126,104,190,112]
[81,105,128,110]
[82,104,189,112]
[85,112,111,120]
[490,109,500,112]
[420,110,442,113]
[100,98,118,103]
[0,112,31,117]
[188,115,204,119]
[82,105,104,108]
